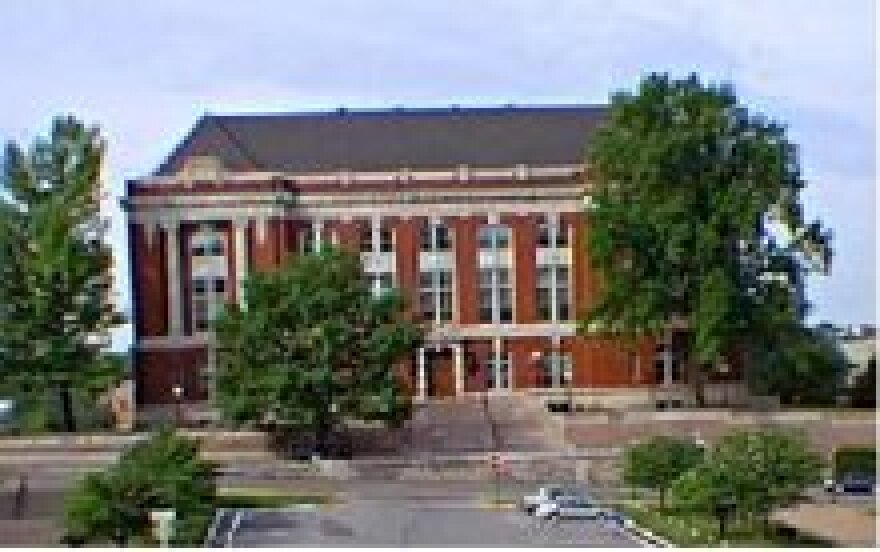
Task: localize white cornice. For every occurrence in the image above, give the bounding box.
[128,198,584,224]
[137,323,579,349]
[136,164,586,187]
[126,185,583,208]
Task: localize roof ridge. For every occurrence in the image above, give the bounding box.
[208,103,606,120]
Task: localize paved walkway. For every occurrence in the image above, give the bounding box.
[772,502,877,547]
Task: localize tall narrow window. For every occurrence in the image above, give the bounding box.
[485,350,511,390]
[536,215,571,322]
[301,227,318,254]
[420,269,452,323]
[478,224,513,323]
[191,276,226,331]
[539,353,572,388]
[189,223,228,332]
[359,224,373,253]
[361,220,396,297]
[419,221,454,323]
[360,222,394,254]
[301,221,329,254]
[421,222,452,252]
[537,215,569,248]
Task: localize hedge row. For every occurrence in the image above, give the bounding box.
[833,447,876,477]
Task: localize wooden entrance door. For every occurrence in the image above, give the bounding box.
[427,350,456,398]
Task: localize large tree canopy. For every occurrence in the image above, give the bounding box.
[0,117,123,428]
[583,73,831,401]
[214,247,422,448]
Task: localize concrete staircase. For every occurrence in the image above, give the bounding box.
[398,394,565,456]
[402,397,495,454]
[486,394,565,452]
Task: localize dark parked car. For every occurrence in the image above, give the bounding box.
[835,473,876,494]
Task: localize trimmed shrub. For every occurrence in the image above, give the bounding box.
[834,447,876,478]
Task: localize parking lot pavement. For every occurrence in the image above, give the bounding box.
[228,500,643,547]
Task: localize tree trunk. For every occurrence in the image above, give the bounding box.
[315,416,331,458]
[684,358,707,408]
[60,382,76,432]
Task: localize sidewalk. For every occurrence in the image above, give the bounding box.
[772,502,877,547]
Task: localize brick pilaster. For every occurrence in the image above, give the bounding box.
[131,222,168,337]
[450,216,482,325]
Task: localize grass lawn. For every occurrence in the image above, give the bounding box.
[616,500,833,547]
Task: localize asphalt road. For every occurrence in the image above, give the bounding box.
[228,500,643,547]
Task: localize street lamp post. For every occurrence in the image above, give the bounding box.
[564,357,574,416]
[171,384,184,427]
[149,509,176,548]
[714,495,736,540]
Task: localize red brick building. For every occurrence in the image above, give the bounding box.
[124,106,719,408]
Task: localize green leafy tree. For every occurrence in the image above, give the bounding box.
[747,324,846,405]
[214,247,422,452]
[63,428,215,545]
[582,73,830,404]
[622,435,705,508]
[0,117,124,430]
[670,429,823,530]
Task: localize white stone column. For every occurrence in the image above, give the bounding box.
[492,338,503,390]
[162,219,183,336]
[417,347,427,401]
[454,343,464,395]
[234,218,249,310]
[371,216,382,252]
[255,217,268,245]
[314,219,324,253]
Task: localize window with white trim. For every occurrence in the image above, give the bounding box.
[191,276,226,332]
[190,223,226,258]
[485,350,511,390]
[360,220,396,297]
[360,223,393,253]
[537,265,571,321]
[367,272,394,296]
[536,214,572,322]
[478,225,513,323]
[420,221,452,252]
[189,224,228,332]
[538,352,572,388]
[537,215,569,248]
[419,269,453,323]
[300,221,330,254]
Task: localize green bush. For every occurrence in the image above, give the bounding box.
[622,436,705,508]
[670,429,823,524]
[834,447,876,478]
[63,427,215,546]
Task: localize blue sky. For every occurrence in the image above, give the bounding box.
[2,0,875,350]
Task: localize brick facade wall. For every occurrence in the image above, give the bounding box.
[128,183,679,404]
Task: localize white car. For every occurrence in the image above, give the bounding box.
[520,485,578,515]
[535,497,603,520]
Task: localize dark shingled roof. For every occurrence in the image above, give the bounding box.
[154,105,606,177]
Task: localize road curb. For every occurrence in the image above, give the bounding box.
[476,501,517,510]
[620,518,672,547]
